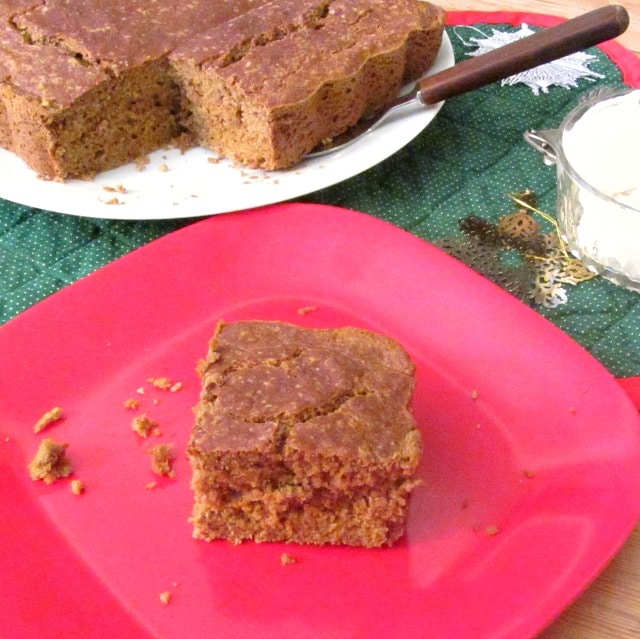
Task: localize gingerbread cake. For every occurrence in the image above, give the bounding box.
[188,320,422,548]
[0,0,445,179]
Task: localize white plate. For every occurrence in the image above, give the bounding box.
[0,34,453,220]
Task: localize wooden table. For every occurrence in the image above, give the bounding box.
[442,2,640,636]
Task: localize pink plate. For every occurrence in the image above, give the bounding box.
[1,203,640,639]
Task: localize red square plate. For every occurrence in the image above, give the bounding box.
[1,203,639,639]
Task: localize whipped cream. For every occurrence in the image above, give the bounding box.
[563,90,640,208]
[560,89,640,288]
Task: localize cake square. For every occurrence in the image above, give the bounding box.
[188,320,422,548]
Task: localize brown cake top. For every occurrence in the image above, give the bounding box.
[173,0,444,108]
[171,0,331,66]
[192,321,419,465]
[12,0,270,71]
[0,22,105,106]
[0,0,41,16]
[0,0,272,105]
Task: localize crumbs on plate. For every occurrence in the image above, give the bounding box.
[149,443,175,477]
[132,413,160,438]
[103,184,127,194]
[70,479,85,495]
[147,377,183,392]
[296,305,317,316]
[28,438,73,484]
[280,553,297,566]
[34,406,64,433]
[135,155,150,171]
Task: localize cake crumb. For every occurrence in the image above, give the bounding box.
[297,305,317,316]
[132,414,158,438]
[34,406,64,433]
[105,197,122,205]
[136,387,146,395]
[145,481,157,490]
[485,525,500,536]
[470,390,479,400]
[169,381,183,392]
[280,553,297,565]
[149,444,175,477]
[103,184,127,194]
[147,377,173,390]
[70,479,85,495]
[159,591,172,605]
[523,469,536,478]
[159,163,169,172]
[28,438,73,484]
[124,398,139,410]
[135,155,150,171]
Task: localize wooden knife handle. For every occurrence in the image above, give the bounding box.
[418,5,630,105]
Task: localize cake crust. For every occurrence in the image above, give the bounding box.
[188,320,422,547]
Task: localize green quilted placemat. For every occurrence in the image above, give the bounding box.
[1,23,639,377]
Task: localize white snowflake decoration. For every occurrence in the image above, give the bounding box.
[454,24,604,95]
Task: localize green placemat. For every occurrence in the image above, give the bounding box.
[1,24,639,377]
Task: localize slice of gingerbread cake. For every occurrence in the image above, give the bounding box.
[188,320,422,548]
